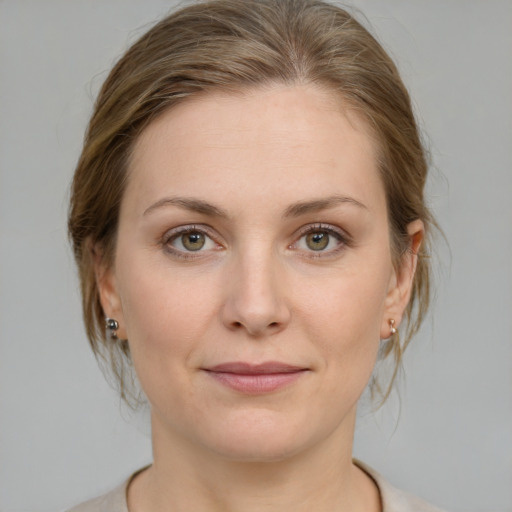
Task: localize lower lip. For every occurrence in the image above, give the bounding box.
[206,371,306,394]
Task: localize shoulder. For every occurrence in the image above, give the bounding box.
[66,482,127,512]
[66,465,150,512]
[355,460,447,512]
[65,472,136,512]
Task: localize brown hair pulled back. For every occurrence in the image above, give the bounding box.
[69,0,434,404]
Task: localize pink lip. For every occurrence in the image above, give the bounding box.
[204,362,308,394]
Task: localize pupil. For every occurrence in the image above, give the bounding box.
[183,232,205,251]
[307,232,329,250]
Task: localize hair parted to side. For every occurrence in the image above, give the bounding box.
[69,0,435,406]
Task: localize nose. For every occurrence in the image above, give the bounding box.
[220,250,291,337]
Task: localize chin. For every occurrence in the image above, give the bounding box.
[207,435,305,463]
[194,409,329,463]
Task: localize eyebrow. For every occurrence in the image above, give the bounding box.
[283,195,368,218]
[143,197,229,218]
[143,194,367,218]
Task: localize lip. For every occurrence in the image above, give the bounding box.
[203,361,309,394]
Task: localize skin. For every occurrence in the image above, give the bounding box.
[97,84,423,512]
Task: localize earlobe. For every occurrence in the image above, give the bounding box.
[92,243,127,339]
[381,219,424,338]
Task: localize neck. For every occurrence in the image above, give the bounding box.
[128,410,380,512]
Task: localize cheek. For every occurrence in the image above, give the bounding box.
[299,262,390,341]
[294,257,391,381]
[115,256,221,380]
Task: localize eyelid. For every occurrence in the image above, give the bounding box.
[161,224,223,258]
[291,223,352,256]
[160,222,351,260]
[295,222,348,239]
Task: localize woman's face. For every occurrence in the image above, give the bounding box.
[99,84,419,461]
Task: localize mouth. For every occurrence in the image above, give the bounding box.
[203,362,309,394]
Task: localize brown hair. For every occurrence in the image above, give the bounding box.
[69,0,434,404]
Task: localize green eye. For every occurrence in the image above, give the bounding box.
[165,228,217,255]
[181,232,206,251]
[305,231,329,251]
[293,224,348,256]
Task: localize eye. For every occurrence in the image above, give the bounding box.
[177,231,207,251]
[163,226,219,256]
[292,224,348,255]
[304,231,330,251]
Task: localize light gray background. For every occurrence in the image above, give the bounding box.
[1,1,511,511]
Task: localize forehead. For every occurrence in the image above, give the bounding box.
[126,84,385,216]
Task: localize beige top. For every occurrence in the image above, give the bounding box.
[67,461,446,512]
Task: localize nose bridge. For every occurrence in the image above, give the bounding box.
[222,239,290,336]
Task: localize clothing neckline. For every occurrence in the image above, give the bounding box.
[121,460,382,512]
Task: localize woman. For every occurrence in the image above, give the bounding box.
[67,0,442,510]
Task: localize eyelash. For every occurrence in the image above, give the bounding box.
[292,223,351,259]
[161,225,221,260]
[161,223,351,260]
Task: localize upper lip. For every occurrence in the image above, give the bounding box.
[205,362,307,374]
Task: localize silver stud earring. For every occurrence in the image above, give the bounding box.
[389,319,397,335]
[106,317,119,339]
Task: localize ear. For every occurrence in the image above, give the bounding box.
[92,244,127,340]
[380,219,424,339]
